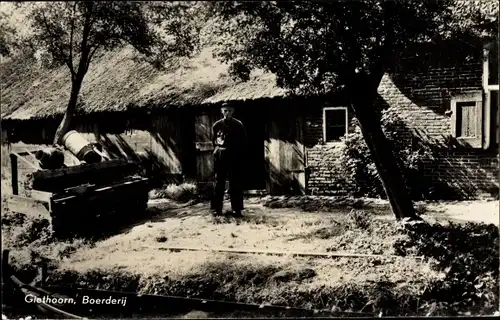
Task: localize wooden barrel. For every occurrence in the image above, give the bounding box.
[61,131,101,164]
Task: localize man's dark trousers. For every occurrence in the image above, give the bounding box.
[211,147,244,214]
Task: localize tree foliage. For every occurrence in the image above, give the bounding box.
[13,1,204,144]
[448,0,498,38]
[25,1,201,76]
[208,1,459,93]
[209,0,497,89]
[0,11,16,56]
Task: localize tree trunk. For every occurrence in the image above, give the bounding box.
[350,94,417,220]
[52,76,84,145]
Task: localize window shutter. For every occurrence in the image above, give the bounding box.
[450,92,483,148]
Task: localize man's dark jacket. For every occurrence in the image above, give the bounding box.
[212,118,246,158]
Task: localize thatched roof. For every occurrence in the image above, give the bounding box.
[0,46,288,120]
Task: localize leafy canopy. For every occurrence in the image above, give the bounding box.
[208,0,498,95]
[9,1,205,72]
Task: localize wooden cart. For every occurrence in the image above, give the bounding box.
[6,151,149,237]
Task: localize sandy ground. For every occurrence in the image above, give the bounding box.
[422,200,499,225]
[57,198,498,289]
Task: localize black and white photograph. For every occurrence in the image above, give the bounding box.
[0,0,498,318]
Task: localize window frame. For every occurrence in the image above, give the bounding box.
[484,41,499,149]
[322,106,349,144]
[450,91,483,148]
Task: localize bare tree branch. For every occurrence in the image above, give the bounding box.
[77,1,94,74]
[86,44,100,71]
[68,1,77,78]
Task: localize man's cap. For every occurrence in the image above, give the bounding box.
[221,102,234,109]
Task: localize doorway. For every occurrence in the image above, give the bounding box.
[236,107,266,190]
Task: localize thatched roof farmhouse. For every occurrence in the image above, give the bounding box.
[1,39,498,198]
[1,46,287,120]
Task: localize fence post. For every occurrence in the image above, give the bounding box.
[2,249,10,280]
[10,153,18,195]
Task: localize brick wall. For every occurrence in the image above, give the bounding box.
[306,143,345,195]
[303,42,499,199]
[422,152,499,199]
[378,54,498,199]
[304,105,355,195]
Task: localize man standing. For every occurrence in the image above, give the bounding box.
[211,103,246,217]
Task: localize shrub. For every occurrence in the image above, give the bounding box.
[2,210,90,280]
[393,221,499,315]
[332,111,438,200]
[346,209,373,230]
[149,182,199,203]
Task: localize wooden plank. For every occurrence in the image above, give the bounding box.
[51,177,148,204]
[293,117,306,195]
[6,195,51,219]
[264,122,271,193]
[195,151,214,182]
[451,92,483,148]
[151,115,183,174]
[31,160,140,192]
[460,104,473,137]
[32,159,128,180]
[268,114,306,195]
[475,100,482,140]
[30,190,53,203]
[154,245,421,260]
[10,151,40,170]
[267,119,281,194]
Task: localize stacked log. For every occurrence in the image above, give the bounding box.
[35,148,65,170]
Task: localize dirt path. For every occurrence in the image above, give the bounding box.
[61,199,430,280]
[422,200,499,225]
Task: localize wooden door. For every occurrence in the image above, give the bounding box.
[265,112,306,195]
[194,112,219,183]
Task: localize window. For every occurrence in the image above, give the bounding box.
[451,92,482,148]
[323,107,348,143]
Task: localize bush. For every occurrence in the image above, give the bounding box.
[2,210,90,280]
[149,182,199,203]
[346,209,372,230]
[393,221,499,315]
[332,111,438,200]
